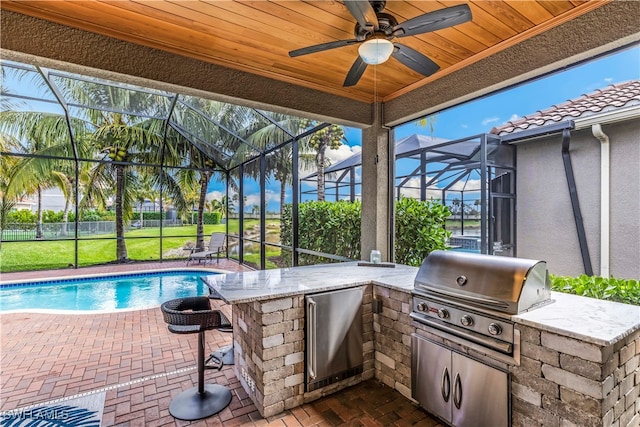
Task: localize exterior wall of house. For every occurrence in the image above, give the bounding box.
[608,120,640,279]
[515,120,640,279]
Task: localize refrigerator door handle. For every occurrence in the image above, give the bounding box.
[308,298,317,380]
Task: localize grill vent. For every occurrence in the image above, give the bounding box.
[307,365,363,392]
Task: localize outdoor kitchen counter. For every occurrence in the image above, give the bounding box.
[203,262,640,345]
[202,261,418,304]
[513,291,640,346]
[203,262,640,423]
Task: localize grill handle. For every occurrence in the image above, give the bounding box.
[410,312,513,354]
[417,287,510,311]
[453,373,462,409]
[441,367,450,402]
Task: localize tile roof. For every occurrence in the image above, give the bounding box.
[490,80,640,135]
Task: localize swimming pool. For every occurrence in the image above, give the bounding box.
[0,270,220,312]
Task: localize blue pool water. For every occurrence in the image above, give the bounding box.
[0,271,217,312]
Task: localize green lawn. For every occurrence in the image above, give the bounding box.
[0,221,270,273]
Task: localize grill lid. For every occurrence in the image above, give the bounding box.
[414,250,550,315]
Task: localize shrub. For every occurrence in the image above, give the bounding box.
[394,196,451,266]
[80,211,104,222]
[550,274,639,306]
[7,209,36,224]
[204,212,222,224]
[132,212,165,221]
[281,198,451,267]
[281,200,361,264]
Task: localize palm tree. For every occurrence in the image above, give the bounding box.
[0,135,20,249]
[300,121,345,201]
[131,172,159,228]
[208,198,225,216]
[246,114,315,218]
[172,98,247,250]
[0,78,188,261]
[0,111,75,239]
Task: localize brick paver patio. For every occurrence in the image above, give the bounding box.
[0,260,440,426]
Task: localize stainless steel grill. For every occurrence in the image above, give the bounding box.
[410,250,552,427]
[410,250,551,355]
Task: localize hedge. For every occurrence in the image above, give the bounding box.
[281,197,451,267]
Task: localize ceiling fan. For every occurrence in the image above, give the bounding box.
[289,1,472,87]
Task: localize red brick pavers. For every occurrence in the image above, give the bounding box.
[1,261,441,426]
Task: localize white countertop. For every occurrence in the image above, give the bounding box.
[203,263,640,347]
[202,261,418,303]
[512,291,640,346]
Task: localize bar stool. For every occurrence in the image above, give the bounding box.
[160,297,232,421]
[206,287,234,366]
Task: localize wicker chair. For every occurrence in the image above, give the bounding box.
[160,297,232,421]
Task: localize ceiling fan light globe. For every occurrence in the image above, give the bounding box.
[358,39,394,65]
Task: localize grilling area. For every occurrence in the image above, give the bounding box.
[196,254,640,427]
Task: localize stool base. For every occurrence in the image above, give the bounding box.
[210,344,234,365]
[169,384,232,421]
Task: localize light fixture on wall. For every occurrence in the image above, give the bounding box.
[358,37,394,65]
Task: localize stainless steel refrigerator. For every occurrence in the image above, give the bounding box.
[305,286,364,392]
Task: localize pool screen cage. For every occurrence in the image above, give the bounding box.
[0,59,332,272]
[301,133,517,256]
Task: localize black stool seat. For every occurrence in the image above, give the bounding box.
[161,297,232,421]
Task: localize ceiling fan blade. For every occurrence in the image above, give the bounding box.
[394,4,472,38]
[392,43,440,77]
[344,0,379,31]
[289,39,360,57]
[343,56,368,87]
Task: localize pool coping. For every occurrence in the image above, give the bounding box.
[0,267,229,287]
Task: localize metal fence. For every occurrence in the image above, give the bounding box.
[1,220,183,241]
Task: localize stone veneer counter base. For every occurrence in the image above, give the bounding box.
[202,262,640,426]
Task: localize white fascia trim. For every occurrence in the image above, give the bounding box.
[573,104,640,130]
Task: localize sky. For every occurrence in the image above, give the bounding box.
[230,45,639,212]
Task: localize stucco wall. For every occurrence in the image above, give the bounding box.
[608,120,640,279]
[516,121,640,279]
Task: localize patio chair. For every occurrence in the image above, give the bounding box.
[160,296,232,420]
[186,233,226,265]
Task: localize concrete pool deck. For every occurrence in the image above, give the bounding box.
[0,260,439,426]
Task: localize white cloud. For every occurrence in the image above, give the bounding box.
[398,178,446,200]
[509,114,519,122]
[206,190,225,201]
[482,117,500,126]
[448,179,482,192]
[300,144,361,178]
[604,77,613,83]
[326,144,360,163]
[244,190,280,210]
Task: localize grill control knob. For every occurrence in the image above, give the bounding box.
[460,315,474,327]
[488,323,503,336]
[417,302,428,312]
[437,308,449,319]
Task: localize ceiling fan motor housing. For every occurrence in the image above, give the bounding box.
[354,12,398,41]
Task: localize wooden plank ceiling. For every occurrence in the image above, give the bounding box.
[1,0,607,103]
